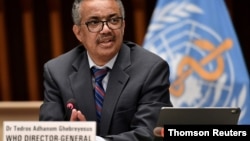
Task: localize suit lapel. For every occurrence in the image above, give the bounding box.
[100,44,131,135]
[69,51,97,121]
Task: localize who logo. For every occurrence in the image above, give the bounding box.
[143,0,249,123]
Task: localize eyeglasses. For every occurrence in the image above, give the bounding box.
[84,17,124,33]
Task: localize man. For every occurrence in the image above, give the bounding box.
[39,0,173,141]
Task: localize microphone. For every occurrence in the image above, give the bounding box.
[64,98,77,120]
[153,127,164,137]
[66,98,77,110]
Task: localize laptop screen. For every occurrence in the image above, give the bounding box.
[157,107,241,126]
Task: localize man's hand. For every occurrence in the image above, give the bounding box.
[70,109,86,121]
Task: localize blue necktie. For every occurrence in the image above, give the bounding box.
[91,67,109,122]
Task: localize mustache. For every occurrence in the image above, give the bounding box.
[96,35,115,43]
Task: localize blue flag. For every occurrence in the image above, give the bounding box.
[143,0,250,124]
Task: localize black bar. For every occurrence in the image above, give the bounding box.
[163,125,250,140]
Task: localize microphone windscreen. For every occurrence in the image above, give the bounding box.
[66,99,76,110]
[153,127,164,137]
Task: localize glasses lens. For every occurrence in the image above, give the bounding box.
[86,21,102,32]
[107,18,123,30]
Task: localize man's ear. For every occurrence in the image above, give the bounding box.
[72,25,82,42]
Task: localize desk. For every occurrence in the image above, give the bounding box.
[0,101,42,139]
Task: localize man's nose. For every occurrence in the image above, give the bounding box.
[101,22,111,32]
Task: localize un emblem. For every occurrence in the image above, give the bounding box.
[143,1,248,123]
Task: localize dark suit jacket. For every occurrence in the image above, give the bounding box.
[39,41,172,141]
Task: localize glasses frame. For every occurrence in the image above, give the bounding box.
[84,17,124,33]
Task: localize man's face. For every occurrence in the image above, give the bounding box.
[73,0,125,65]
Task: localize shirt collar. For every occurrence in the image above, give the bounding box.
[87,52,118,69]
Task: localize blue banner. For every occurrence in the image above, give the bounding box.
[143,0,250,124]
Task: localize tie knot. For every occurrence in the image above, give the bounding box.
[91,67,109,82]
